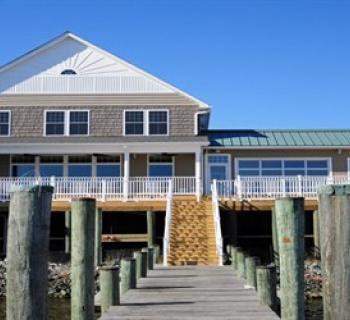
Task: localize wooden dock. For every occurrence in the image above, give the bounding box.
[100,265,280,319]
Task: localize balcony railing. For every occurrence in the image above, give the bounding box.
[215,175,350,200]
[0,176,197,202]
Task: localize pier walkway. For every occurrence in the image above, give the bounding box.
[100,265,279,320]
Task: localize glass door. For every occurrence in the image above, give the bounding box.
[206,155,230,193]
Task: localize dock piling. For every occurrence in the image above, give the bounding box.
[256,265,277,312]
[133,251,142,279]
[65,210,71,255]
[100,266,120,313]
[147,247,154,270]
[245,256,261,289]
[95,207,102,266]
[237,250,246,279]
[141,248,148,277]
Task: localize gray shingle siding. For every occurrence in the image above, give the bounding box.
[7,105,200,137]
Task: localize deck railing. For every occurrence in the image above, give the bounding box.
[0,176,197,202]
[211,179,223,266]
[163,179,174,266]
[215,175,350,200]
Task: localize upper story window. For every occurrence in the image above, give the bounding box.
[124,110,169,136]
[0,111,10,136]
[45,110,89,136]
[124,111,144,135]
[61,69,77,75]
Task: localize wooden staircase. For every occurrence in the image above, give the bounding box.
[167,197,219,266]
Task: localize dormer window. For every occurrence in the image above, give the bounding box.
[61,69,77,75]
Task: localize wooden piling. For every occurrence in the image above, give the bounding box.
[275,197,305,320]
[233,247,242,271]
[318,185,350,320]
[141,248,148,277]
[237,250,246,279]
[271,206,279,266]
[71,198,96,320]
[133,251,142,279]
[147,247,154,270]
[6,185,53,320]
[147,211,156,246]
[95,208,102,266]
[120,257,137,293]
[245,256,261,289]
[100,266,120,314]
[256,265,277,311]
[312,210,320,251]
[65,210,71,255]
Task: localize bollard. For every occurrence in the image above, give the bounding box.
[276,197,304,320]
[100,266,120,314]
[6,186,53,320]
[237,250,246,279]
[147,247,154,270]
[256,265,277,312]
[141,248,148,277]
[133,251,142,279]
[71,198,96,320]
[95,208,102,266]
[120,258,136,293]
[245,256,261,289]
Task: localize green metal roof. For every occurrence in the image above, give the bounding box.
[206,129,350,148]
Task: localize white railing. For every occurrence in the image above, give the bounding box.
[211,179,223,266]
[163,179,174,266]
[216,175,350,200]
[0,176,197,202]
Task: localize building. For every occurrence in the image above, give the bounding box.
[0,33,349,264]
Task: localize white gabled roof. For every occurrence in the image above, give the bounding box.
[0,32,209,108]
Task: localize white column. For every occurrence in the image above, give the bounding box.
[195,150,202,200]
[123,151,130,200]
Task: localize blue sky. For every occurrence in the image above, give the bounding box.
[0,0,349,129]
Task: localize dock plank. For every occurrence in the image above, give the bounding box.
[100,265,279,319]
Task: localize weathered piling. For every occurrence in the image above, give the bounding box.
[237,250,246,279]
[256,265,277,311]
[233,246,242,271]
[71,198,96,320]
[245,256,261,289]
[271,206,279,266]
[318,185,350,320]
[133,251,142,279]
[147,247,154,270]
[100,266,120,314]
[312,210,320,251]
[65,210,71,254]
[95,207,102,266]
[6,185,53,320]
[275,197,305,320]
[141,248,148,277]
[120,258,137,293]
[153,244,160,264]
[147,211,156,246]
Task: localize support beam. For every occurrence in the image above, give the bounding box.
[123,151,130,201]
[313,210,320,253]
[6,186,53,320]
[65,210,71,255]
[271,206,279,266]
[95,208,102,266]
[195,150,202,200]
[275,197,305,320]
[147,211,156,247]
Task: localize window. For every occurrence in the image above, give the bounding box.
[61,69,77,75]
[68,155,92,177]
[148,111,168,135]
[148,154,173,177]
[11,155,35,177]
[69,111,89,135]
[96,155,120,177]
[125,111,144,135]
[237,159,329,177]
[39,156,64,177]
[0,111,10,136]
[45,111,65,136]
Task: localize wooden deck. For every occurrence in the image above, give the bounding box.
[100,265,280,319]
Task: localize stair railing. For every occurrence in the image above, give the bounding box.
[163,178,174,266]
[211,179,223,266]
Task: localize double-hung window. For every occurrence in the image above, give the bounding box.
[148,111,168,135]
[124,111,144,135]
[0,111,10,136]
[69,111,89,135]
[45,111,65,136]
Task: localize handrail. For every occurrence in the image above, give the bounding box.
[211,179,223,266]
[163,179,174,266]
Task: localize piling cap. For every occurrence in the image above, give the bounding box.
[318,184,350,196]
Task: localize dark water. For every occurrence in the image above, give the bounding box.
[0,298,322,319]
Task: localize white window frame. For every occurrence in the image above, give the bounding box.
[147,154,174,176]
[96,155,121,177]
[123,109,169,136]
[44,110,90,137]
[234,157,332,178]
[0,110,11,137]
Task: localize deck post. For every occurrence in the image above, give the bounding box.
[271,206,279,266]
[237,250,246,279]
[318,185,350,320]
[133,251,142,279]
[120,258,136,293]
[312,210,320,253]
[147,246,155,270]
[147,211,156,247]
[123,151,129,201]
[95,208,103,266]
[195,150,202,201]
[71,198,96,320]
[100,266,120,314]
[65,210,71,255]
[256,265,277,311]
[275,197,305,320]
[141,248,148,277]
[245,256,261,289]
[6,186,53,320]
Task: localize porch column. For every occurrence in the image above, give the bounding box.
[195,150,202,200]
[123,151,130,200]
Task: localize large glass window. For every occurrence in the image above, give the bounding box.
[45,111,65,136]
[68,155,92,177]
[125,111,144,135]
[238,159,329,177]
[148,154,173,177]
[96,155,120,177]
[11,155,35,177]
[39,156,63,177]
[69,111,89,135]
[0,111,10,136]
[148,111,168,135]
